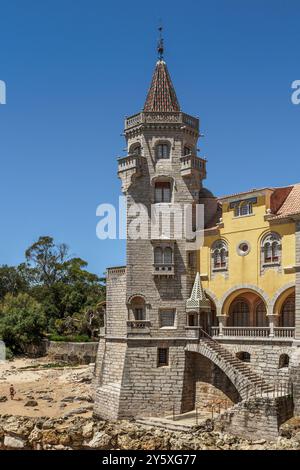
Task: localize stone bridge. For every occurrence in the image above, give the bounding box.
[185,338,274,400]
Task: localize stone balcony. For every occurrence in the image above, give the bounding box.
[117,154,146,192]
[125,112,199,132]
[127,320,151,335]
[180,154,207,180]
[152,263,175,277]
[210,326,295,341]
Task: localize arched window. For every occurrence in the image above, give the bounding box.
[255,301,268,327]
[155,181,171,203]
[154,247,163,264]
[130,144,141,156]
[229,300,250,326]
[154,246,173,266]
[280,296,295,327]
[187,313,197,326]
[279,354,290,369]
[164,247,173,265]
[211,240,228,271]
[234,201,253,217]
[262,233,281,265]
[129,296,146,321]
[236,351,251,363]
[156,143,170,160]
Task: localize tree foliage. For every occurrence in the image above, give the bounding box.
[0,236,106,350]
[0,293,46,352]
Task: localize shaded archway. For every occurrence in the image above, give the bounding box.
[181,351,240,414]
[279,295,295,327]
[226,292,268,327]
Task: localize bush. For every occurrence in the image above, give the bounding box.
[48,333,91,343]
[0,293,46,353]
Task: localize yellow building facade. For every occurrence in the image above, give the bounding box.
[196,185,300,340]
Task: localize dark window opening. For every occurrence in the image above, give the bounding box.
[157,348,169,367]
[279,354,289,369]
[155,181,171,203]
[236,351,251,363]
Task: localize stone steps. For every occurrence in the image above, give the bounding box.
[200,337,273,396]
[136,417,197,432]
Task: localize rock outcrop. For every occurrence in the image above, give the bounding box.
[0,414,300,450]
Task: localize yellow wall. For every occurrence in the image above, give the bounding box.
[199,194,296,311]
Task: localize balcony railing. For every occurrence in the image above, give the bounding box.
[125,112,199,131]
[180,154,207,179]
[153,263,175,276]
[274,327,295,338]
[127,320,151,335]
[211,326,295,340]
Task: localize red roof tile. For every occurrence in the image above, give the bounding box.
[144,60,180,112]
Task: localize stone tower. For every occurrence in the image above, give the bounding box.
[94,44,209,420]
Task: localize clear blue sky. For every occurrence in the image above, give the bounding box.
[0,0,299,276]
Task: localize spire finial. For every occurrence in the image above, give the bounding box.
[157,23,164,60]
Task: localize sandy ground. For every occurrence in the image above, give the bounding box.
[0,357,94,418]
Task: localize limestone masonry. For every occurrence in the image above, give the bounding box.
[93,46,300,440]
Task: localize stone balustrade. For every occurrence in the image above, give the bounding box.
[125,112,199,131]
[180,154,207,179]
[211,326,295,340]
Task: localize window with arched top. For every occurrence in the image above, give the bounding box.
[211,240,228,271]
[154,246,173,266]
[129,296,146,321]
[234,200,254,217]
[279,296,295,327]
[261,232,281,266]
[229,300,250,326]
[255,301,268,327]
[156,143,170,160]
[164,247,173,265]
[278,354,289,368]
[154,247,163,264]
[155,181,171,203]
[130,144,141,156]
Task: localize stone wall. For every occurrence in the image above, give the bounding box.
[215,396,294,441]
[219,341,293,384]
[45,340,98,364]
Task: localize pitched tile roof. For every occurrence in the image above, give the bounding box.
[270,184,300,219]
[144,60,180,112]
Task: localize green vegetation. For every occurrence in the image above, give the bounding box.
[0,236,106,353]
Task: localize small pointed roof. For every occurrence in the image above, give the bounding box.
[186,273,211,312]
[143,60,180,112]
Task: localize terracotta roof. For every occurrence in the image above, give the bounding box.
[144,60,180,112]
[269,184,300,219]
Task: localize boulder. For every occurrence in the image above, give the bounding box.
[4,435,26,449]
[85,431,111,449]
[25,400,38,407]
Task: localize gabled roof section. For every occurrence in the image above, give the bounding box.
[143,60,180,112]
[269,184,300,220]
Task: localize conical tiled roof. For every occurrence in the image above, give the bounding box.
[186,273,211,312]
[144,60,180,112]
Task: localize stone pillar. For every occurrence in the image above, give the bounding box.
[268,314,278,337]
[295,221,300,340]
[217,315,227,337]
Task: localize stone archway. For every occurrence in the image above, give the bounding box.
[181,350,241,414]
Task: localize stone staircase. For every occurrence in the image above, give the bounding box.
[197,335,274,399]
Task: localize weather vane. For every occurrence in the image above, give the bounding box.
[157,24,164,60]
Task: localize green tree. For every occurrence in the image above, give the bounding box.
[0,265,28,299]
[0,293,46,353]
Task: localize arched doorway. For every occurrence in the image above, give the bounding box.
[181,351,241,414]
[279,295,295,327]
[228,299,250,326]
